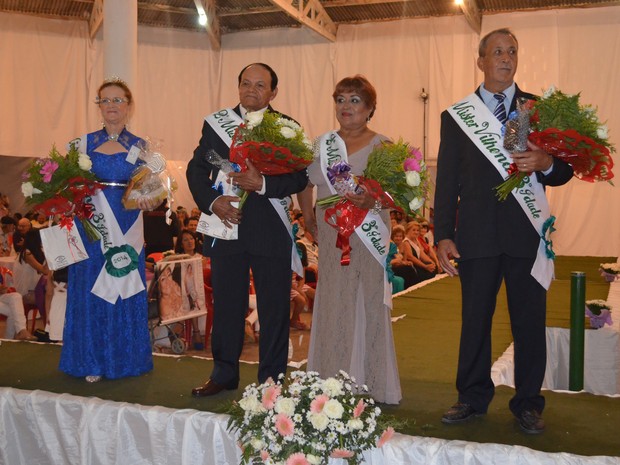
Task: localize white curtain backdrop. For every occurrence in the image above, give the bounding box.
[0,7,618,256]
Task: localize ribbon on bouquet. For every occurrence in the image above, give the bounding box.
[88,191,145,304]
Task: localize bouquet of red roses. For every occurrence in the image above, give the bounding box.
[230,110,314,175]
[496,87,615,201]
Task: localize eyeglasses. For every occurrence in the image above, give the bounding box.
[95,97,129,105]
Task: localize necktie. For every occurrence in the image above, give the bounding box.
[493,92,507,125]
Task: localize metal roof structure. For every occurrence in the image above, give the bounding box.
[1,0,617,49]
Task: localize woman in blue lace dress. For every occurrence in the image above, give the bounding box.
[59,79,155,382]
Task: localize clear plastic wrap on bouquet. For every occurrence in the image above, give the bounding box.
[503,97,531,153]
[122,138,177,210]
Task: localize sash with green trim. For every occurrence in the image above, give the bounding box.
[205,108,302,275]
[318,131,391,305]
[447,93,555,289]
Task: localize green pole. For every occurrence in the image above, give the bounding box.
[569,271,585,391]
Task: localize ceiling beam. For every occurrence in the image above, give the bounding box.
[194,0,221,50]
[89,0,103,39]
[322,0,411,5]
[459,0,482,34]
[268,0,337,41]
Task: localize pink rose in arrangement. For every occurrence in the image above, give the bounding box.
[286,453,310,465]
[310,394,329,414]
[260,450,270,461]
[262,385,281,410]
[40,160,59,183]
[377,426,395,448]
[353,398,366,418]
[330,449,354,459]
[275,413,294,437]
[403,157,420,173]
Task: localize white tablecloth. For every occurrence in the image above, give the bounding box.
[493,270,620,396]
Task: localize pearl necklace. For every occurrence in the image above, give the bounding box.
[108,133,120,141]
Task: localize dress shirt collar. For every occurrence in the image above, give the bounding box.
[479,82,516,112]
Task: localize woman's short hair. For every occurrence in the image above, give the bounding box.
[391,225,405,240]
[332,75,377,119]
[98,78,133,104]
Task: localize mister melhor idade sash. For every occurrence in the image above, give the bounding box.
[205,109,302,276]
[447,93,554,290]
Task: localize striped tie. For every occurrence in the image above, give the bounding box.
[493,92,507,125]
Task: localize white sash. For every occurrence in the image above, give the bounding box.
[447,93,554,289]
[205,108,302,274]
[318,131,391,305]
[205,108,242,146]
[89,190,145,303]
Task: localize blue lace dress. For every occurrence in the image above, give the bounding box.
[59,129,153,379]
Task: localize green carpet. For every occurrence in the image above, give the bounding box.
[1,256,619,458]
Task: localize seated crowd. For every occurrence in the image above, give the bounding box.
[1,192,435,347]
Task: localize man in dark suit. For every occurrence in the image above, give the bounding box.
[434,29,573,434]
[187,63,308,396]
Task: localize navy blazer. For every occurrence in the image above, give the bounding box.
[434,85,574,260]
[186,105,308,258]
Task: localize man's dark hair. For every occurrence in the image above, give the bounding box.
[238,63,279,91]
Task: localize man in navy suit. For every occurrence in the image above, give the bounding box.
[187,63,308,396]
[434,29,573,433]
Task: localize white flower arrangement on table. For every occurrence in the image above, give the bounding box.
[599,262,620,282]
[227,370,399,465]
[585,299,613,329]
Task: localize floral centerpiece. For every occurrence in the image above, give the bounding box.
[21,143,101,239]
[495,87,615,200]
[227,370,399,465]
[599,262,620,283]
[585,299,613,329]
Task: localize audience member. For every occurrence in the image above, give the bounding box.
[143,200,180,256]
[0,216,16,256]
[390,225,419,289]
[402,221,436,283]
[31,212,49,230]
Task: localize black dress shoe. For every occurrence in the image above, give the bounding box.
[191,379,238,397]
[516,409,545,434]
[441,402,485,424]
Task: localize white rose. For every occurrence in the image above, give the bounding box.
[278,117,301,131]
[274,397,296,417]
[250,438,265,450]
[409,197,424,212]
[347,418,364,430]
[309,412,329,431]
[245,111,264,129]
[306,454,322,465]
[78,153,93,171]
[542,85,556,99]
[21,182,42,198]
[597,125,609,140]
[239,395,265,413]
[280,126,296,139]
[405,170,421,187]
[323,399,344,419]
[322,378,344,396]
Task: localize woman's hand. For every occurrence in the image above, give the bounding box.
[344,185,376,210]
[136,196,162,211]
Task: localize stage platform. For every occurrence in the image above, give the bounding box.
[1,256,619,464]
